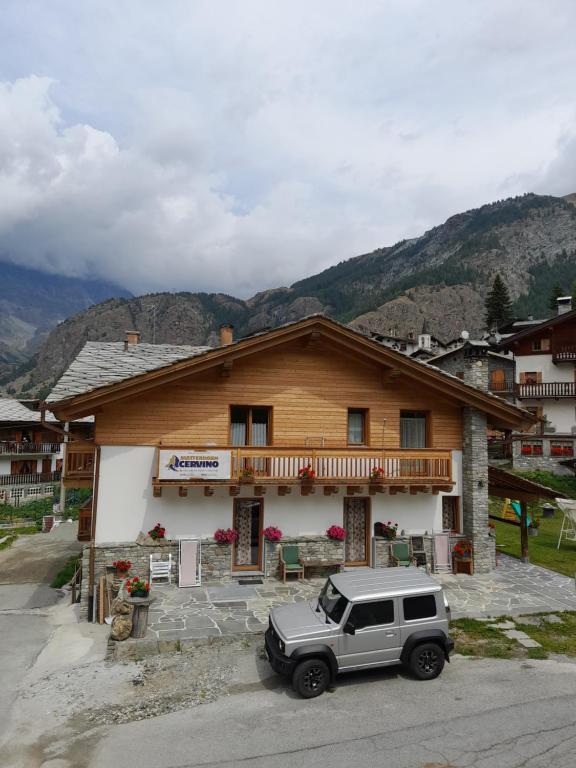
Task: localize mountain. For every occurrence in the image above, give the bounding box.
[3,192,576,398]
[0,262,131,382]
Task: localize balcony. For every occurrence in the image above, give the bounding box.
[489,375,515,394]
[153,447,453,494]
[516,382,576,399]
[63,443,95,488]
[0,442,61,455]
[553,345,576,363]
[0,471,61,487]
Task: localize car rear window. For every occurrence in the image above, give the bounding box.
[403,594,437,621]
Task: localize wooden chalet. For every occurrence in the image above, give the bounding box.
[46,316,534,612]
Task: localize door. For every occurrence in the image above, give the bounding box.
[338,598,401,669]
[42,458,52,475]
[344,498,370,566]
[233,498,263,571]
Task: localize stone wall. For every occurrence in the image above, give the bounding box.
[512,437,576,473]
[264,536,345,578]
[462,406,495,573]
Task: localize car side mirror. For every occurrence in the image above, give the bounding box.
[344,621,356,635]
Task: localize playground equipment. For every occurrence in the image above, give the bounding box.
[502,498,531,526]
[556,498,576,550]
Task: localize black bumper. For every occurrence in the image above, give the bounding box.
[265,628,297,677]
[445,636,455,658]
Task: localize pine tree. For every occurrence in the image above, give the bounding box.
[548,282,564,312]
[485,274,513,329]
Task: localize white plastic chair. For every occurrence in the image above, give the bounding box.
[149,553,172,584]
[556,498,576,549]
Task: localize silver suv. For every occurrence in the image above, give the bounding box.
[265,568,454,698]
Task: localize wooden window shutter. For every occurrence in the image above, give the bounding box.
[519,372,526,384]
[536,372,542,384]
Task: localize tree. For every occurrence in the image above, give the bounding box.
[485,274,513,329]
[549,282,564,312]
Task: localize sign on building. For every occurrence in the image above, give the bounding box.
[157,449,232,481]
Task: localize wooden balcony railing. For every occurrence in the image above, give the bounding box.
[0,442,61,455]
[516,382,576,399]
[64,443,95,482]
[155,447,453,486]
[553,345,576,363]
[0,471,61,487]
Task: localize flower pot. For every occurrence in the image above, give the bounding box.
[240,476,254,484]
[528,528,539,537]
[131,590,149,598]
[115,569,130,579]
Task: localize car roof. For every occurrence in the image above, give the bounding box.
[330,568,442,601]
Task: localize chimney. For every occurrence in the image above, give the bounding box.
[557,296,573,315]
[219,323,234,346]
[124,330,141,350]
[462,342,489,391]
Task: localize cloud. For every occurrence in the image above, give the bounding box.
[0,1,575,296]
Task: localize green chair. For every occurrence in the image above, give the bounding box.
[279,545,304,582]
[390,541,415,567]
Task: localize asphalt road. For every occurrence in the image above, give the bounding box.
[0,524,81,741]
[90,655,576,768]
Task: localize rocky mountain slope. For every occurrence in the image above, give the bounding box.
[0,263,130,381]
[4,192,576,398]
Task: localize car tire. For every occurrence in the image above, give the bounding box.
[408,642,445,680]
[292,658,330,698]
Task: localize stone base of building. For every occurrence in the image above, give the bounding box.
[79,532,485,620]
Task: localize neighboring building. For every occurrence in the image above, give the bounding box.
[45,316,532,618]
[497,299,576,471]
[431,342,516,403]
[0,399,93,505]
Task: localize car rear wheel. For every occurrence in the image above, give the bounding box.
[409,642,445,680]
[292,658,330,698]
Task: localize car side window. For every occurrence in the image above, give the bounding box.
[348,600,394,629]
[403,594,437,621]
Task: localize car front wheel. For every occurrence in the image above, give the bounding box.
[409,642,445,680]
[292,658,330,698]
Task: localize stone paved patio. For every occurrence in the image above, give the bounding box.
[112,556,576,657]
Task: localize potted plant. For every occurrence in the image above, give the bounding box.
[112,559,132,578]
[380,521,399,540]
[528,518,540,537]
[369,467,384,482]
[298,464,316,483]
[125,576,150,598]
[148,522,166,540]
[263,525,283,543]
[326,525,346,541]
[214,528,239,545]
[488,521,496,539]
[240,466,255,483]
[453,540,472,560]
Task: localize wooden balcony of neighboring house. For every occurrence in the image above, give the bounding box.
[152,446,454,497]
[515,382,576,399]
[77,496,93,542]
[63,442,96,488]
[489,375,515,394]
[0,471,61,487]
[553,344,576,363]
[0,441,61,456]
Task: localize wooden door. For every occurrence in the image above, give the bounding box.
[232,499,263,571]
[42,458,52,474]
[344,498,370,566]
[490,369,505,391]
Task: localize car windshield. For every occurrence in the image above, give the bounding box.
[319,579,348,623]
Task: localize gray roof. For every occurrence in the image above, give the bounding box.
[331,567,441,601]
[0,398,58,423]
[46,342,212,403]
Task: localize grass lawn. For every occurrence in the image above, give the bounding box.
[451,613,576,660]
[491,469,576,578]
[494,510,576,578]
[51,554,81,588]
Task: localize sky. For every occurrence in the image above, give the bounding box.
[1,0,575,298]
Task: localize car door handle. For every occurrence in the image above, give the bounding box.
[385,632,396,637]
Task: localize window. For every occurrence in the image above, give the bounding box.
[550,441,574,457]
[348,600,394,629]
[403,594,437,621]
[520,440,543,456]
[521,372,541,385]
[347,409,368,445]
[400,412,427,448]
[532,338,550,352]
[442,497,460,533]
[230,407,270,446]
